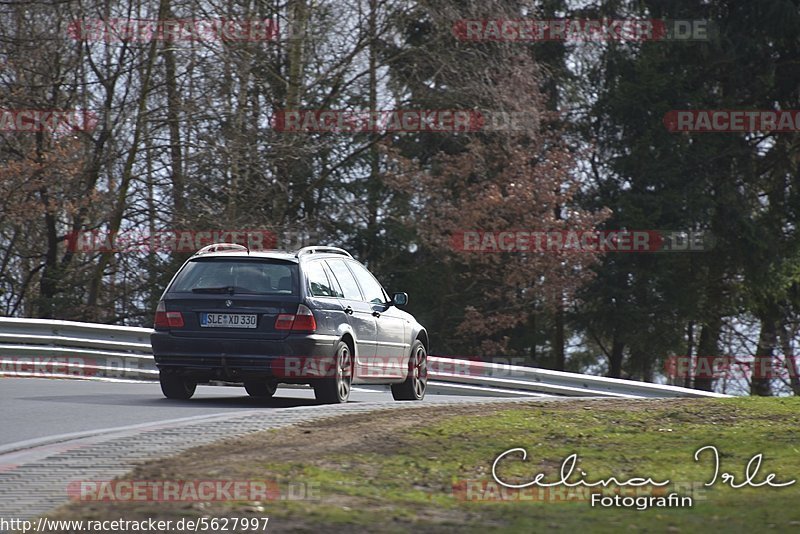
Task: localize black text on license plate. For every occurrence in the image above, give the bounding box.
[201,313,257,328]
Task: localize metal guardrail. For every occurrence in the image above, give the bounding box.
[0,318,156,382]
[0,317,726,398]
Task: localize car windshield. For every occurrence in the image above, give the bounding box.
[169,259,297,295]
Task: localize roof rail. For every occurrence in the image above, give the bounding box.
[295,246,353,258]
[195,243,249,255]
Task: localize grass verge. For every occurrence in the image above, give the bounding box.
[46,398,800,533]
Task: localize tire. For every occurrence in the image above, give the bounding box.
[313,340,353,404]
[391,340,427,401]
[160,371,196,400]
[244,379,278,398]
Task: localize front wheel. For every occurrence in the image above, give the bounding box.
[391,340,427,401]
[160,371,196,400]
[313,341,353,404]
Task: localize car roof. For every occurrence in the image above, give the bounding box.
[190,250,300,262]
[188,245,355,264]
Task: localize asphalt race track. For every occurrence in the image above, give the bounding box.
[0,378,551,521]
[0,378,464,449]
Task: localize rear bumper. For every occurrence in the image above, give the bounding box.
[151,331,338,382]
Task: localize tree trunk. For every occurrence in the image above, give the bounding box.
[553,303,565,370]
[752,305,778,396]
[695,241,725,391]
[683,321,695,388]
[162,9,185,227]
[640,349,653,382]
[364,0,380,262]
[286,0,309,223]
[779,318,800,396]
[608,334,624,378]
[695,317,722,391]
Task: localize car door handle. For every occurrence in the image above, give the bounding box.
[344,306,354,315]
[372,311,381,318]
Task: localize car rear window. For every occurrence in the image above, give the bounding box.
[169,259,298,295]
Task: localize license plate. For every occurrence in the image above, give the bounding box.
[200,313,258,328]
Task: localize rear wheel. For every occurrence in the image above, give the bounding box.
[160,371,196,400]
[314,341,352,403]
[391,340,427,401]
[244,379,278,398]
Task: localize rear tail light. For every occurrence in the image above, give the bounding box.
[154,301,185,328]
[275,304,317,332]
[292,304,318,331]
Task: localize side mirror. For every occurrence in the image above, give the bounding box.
[391,292,408,307]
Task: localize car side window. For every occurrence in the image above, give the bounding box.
[326,259,363,301]
[305,260,337,297]
[347,261,387,305]
[321,261,344,298]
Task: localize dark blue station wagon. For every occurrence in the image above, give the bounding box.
[151,244,428,403]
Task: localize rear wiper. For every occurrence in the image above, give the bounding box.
[191,286,235,294]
